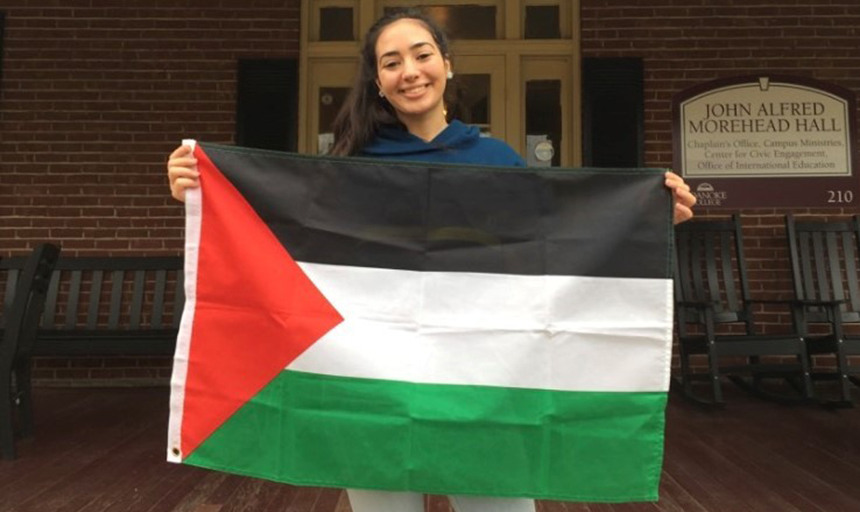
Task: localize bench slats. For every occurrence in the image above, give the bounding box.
[42,271,62,329]
[130,270,145,329]
[173,271,185,328]
[2,270,19,329]
[64,271,83,329]
[152,270,167,329]
[108,270,124,329]
[86,271,104,329]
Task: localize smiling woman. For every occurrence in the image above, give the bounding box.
[328,8,525,168]
[323,8,534,512]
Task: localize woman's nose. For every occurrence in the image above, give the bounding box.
[402,58,419,79]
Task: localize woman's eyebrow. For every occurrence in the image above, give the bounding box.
[378,42,433,61]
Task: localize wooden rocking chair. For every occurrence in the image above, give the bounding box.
[786,214,860,406]
[674,215,813,405]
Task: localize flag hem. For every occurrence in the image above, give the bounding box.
[199,141,669,177]
[180,457,659,503]
[166,141,202,463]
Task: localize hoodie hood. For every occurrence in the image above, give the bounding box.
[361,120,481,157]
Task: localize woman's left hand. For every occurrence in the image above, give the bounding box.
[665,171,696,225]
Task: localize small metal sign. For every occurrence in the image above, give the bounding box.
[673,75,858,208]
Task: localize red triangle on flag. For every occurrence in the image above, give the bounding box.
[180,146,343,458]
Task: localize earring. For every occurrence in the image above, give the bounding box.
[446,71,454,79]
[443,103,448,118]
[378,90,385,98]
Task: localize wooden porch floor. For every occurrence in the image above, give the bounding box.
[1,387,858,512]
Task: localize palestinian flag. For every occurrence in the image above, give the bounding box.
[167,142,674,502]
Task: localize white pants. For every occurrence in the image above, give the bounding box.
[346,489,536,512]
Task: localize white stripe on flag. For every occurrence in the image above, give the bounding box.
[287,262,673,393]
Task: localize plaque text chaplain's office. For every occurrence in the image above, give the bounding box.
[672,75,858,208]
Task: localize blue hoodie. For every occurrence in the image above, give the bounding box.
[360,120,525,167]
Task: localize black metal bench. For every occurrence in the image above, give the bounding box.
[34,256,185,356]
[1,244,61,459]
[1,254,184,458]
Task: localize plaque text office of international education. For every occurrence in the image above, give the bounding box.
[673,75,858,208]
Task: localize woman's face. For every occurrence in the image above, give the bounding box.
[374,18,451,123]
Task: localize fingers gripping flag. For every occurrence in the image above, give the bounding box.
[167,143,674,502]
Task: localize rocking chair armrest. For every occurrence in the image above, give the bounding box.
[747,298,847,308]
[676,300,718,310]
[793,298,848,306]
[746,299,804,306]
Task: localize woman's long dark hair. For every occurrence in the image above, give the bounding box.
[329,8,455,156]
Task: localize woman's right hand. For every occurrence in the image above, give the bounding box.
[167,145,200,202]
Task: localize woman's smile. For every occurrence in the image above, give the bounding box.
[400,83,430,96]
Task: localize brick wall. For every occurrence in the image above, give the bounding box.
[1,1,299,256]
[0,1,300,385]
[582,0,860,361]
[582,0,860,169]
[1,0,858,384]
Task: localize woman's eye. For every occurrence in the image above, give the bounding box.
[417,53,431,61]
[383,61,399,69]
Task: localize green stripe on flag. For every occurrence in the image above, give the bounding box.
[186,370,667,502]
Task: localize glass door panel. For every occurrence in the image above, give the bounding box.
[311,0,359,42]
[378,1,504,39]
[525,80,561,167]
[452,74,490,134]
[522,58,571,167]
[317,87,351,154]
[452,56,505,139]
[307,61,355,154]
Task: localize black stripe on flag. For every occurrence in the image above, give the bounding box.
[202,143,672,279]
